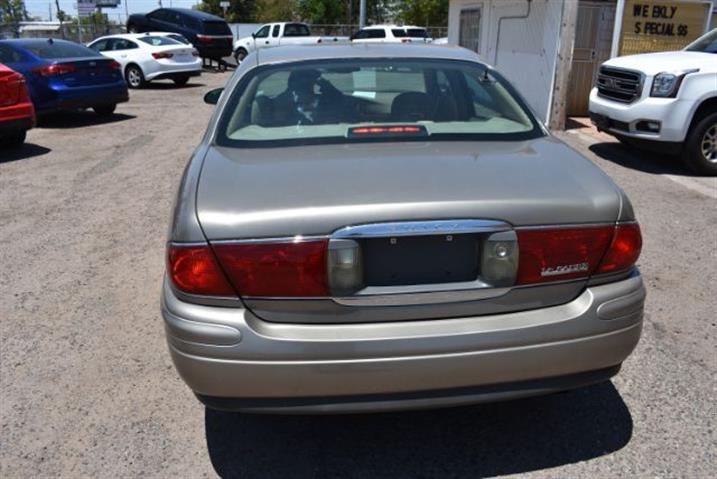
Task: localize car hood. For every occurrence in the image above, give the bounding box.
[603,51,715,75]
[196,137,622,240]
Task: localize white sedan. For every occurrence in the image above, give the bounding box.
[88,33,202,89]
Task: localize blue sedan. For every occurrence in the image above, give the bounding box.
[0,38,128,116]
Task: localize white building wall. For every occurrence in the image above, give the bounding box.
[448,0,564,123]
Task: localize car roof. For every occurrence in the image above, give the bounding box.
[0,38,78,46]
[255,43,481,66]
[160,7,225,21]
[363,25,426,30]
[92,33,180,41]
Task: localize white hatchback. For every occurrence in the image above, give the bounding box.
[88,33,202,89]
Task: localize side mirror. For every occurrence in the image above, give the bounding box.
[251,33,256,39]
[204,88,223,105]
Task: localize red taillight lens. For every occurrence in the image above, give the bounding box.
[167,243,235,297]
[596,223,642,274]
[109,61,121,70]
[0,71,25,106]
[192,50,200,57]
[32,63,76,76]
[516,226,614,285]
[213,240,329,297]
[196,35,213,44]
[152,52,174,59]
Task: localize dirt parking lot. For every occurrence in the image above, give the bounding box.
[1,70,716,478]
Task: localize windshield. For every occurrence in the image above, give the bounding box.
[19,39,100,59]
[139,36,181,46]
[684,28,717,53]
[218,59,542,147]
[202,21,232,35]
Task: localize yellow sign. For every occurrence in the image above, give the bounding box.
[620,0,710,55]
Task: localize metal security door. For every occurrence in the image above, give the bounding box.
[567,1,616,116]
[459,8,482,54]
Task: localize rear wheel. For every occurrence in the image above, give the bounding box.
[93,104,116,117]
[234,48,247,64]
[125,64,145,89]
[683,112,717,176]
[173,76,189,86]
[1,130,26,148]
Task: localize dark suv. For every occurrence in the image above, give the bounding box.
[127,8,233,60]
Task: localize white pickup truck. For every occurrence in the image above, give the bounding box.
[233,22,348,63]
[589,28,717,175]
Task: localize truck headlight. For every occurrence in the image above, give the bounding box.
[650,70,698,98]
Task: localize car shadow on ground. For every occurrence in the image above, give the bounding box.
[588,142,697,177]
[205,381,632,479]
[0,143,51,163]
[141,82,206,90]
[37,112,136,129]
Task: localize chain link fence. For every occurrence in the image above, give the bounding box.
[0,23,126,44]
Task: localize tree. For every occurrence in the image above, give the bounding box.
[255,0,299,22]
[197,0,257,23]
[0,0,28,23]
[395,0,448,27]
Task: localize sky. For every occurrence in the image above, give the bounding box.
[25,0,202,23]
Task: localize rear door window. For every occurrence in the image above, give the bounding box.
[19,40,100,59]
[89,39,109,52]
[113,39,139,50]
[392,29,407,38]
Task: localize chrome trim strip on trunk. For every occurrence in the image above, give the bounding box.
[332,219,511,239]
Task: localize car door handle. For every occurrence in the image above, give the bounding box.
[265,41,269,44]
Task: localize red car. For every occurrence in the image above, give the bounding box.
[0,63,35,147]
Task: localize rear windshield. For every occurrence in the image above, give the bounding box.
[684,29,717,53]
[139,36,181,46]
[202,21,232,35]
[284,23,311,37]
[217,59,542,148]
[407,28,429,38]
[168,34,190,44]
[18,39,100,59]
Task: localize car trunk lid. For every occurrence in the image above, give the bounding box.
[196,137,622,322]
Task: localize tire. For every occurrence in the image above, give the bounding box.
[125,64,145,89]
[683,112,717,176]
[1,130,26,148]
[173,76,189,86]
[93,104,116,117]
[234,48,247,64]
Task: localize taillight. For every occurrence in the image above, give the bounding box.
[0,72,25,106]
[167,243,235,297]
[109,61,121,70]
[32,63,76,76]
[516,223,642,285]
[213,240,329,297]
[516,226,614,285]
[596,223,642,274]
[196,34,213,44]
[152,52,174,59]
[192,50,200,57]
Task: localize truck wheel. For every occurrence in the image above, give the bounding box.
[683,112,717,176]
[93,104,116,117]
[234,48,248,64]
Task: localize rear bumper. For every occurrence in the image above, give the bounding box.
[36,83,129,113]
[0,116,34,134]
[146,69,202,81]
[162,272,645,413]
[195,45,232,59]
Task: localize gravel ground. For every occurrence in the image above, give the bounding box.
[1,70,715,478]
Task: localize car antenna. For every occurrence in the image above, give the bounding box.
[47,38,54,44]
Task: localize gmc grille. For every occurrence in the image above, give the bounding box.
[597,67,643,103]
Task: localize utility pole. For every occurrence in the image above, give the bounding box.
[125,0,129,23]
[54,0,64,38]
[359,0,366,28]
[49,2,52,21]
